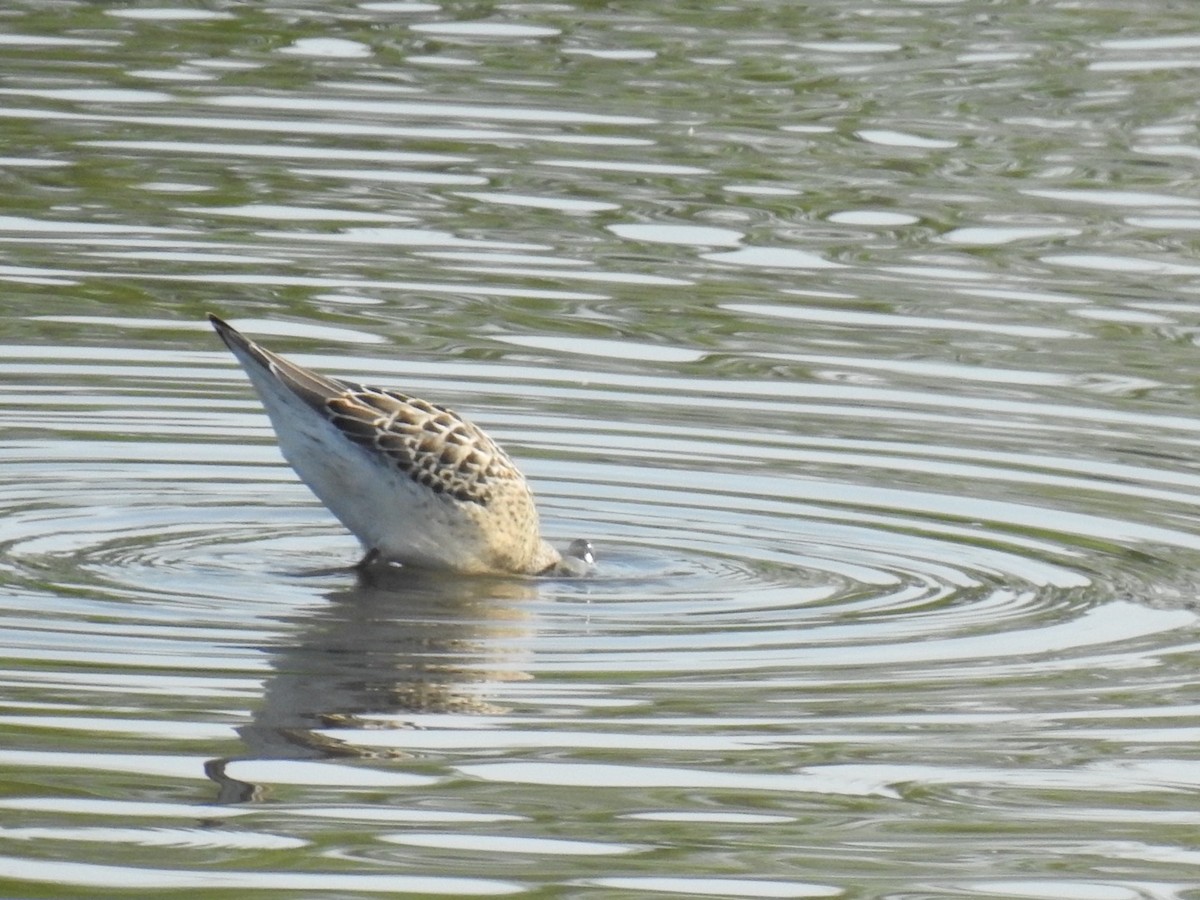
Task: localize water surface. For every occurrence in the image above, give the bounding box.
[3,2,1200,898]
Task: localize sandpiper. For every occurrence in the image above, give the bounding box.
[209,314,594,576]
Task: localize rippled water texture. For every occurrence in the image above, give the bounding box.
[4,2,1200,898]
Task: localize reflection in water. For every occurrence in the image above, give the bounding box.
[207,568,536,803]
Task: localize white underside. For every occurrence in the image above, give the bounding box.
[234,349,489,570]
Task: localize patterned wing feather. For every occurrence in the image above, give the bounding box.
[325,387,522,505]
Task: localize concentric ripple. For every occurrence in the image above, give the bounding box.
[3,333,1198,700]
[3,268,1198,900]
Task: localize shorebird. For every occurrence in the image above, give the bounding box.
[209,314,594,576]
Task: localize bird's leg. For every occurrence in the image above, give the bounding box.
[353,547,381,570]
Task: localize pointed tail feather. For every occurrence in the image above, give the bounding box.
[208,313,345,411]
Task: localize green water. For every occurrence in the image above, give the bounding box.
[3,1,1200,897]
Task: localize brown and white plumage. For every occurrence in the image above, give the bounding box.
[209,314,592,575]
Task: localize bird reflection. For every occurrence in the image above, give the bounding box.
[205,567,537,803]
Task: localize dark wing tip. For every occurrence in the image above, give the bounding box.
[207,312,234,342]
[207,313,251,355]
[207,312,229,329]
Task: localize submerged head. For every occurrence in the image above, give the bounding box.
[547,538,596,577]
[567,539,596,566]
